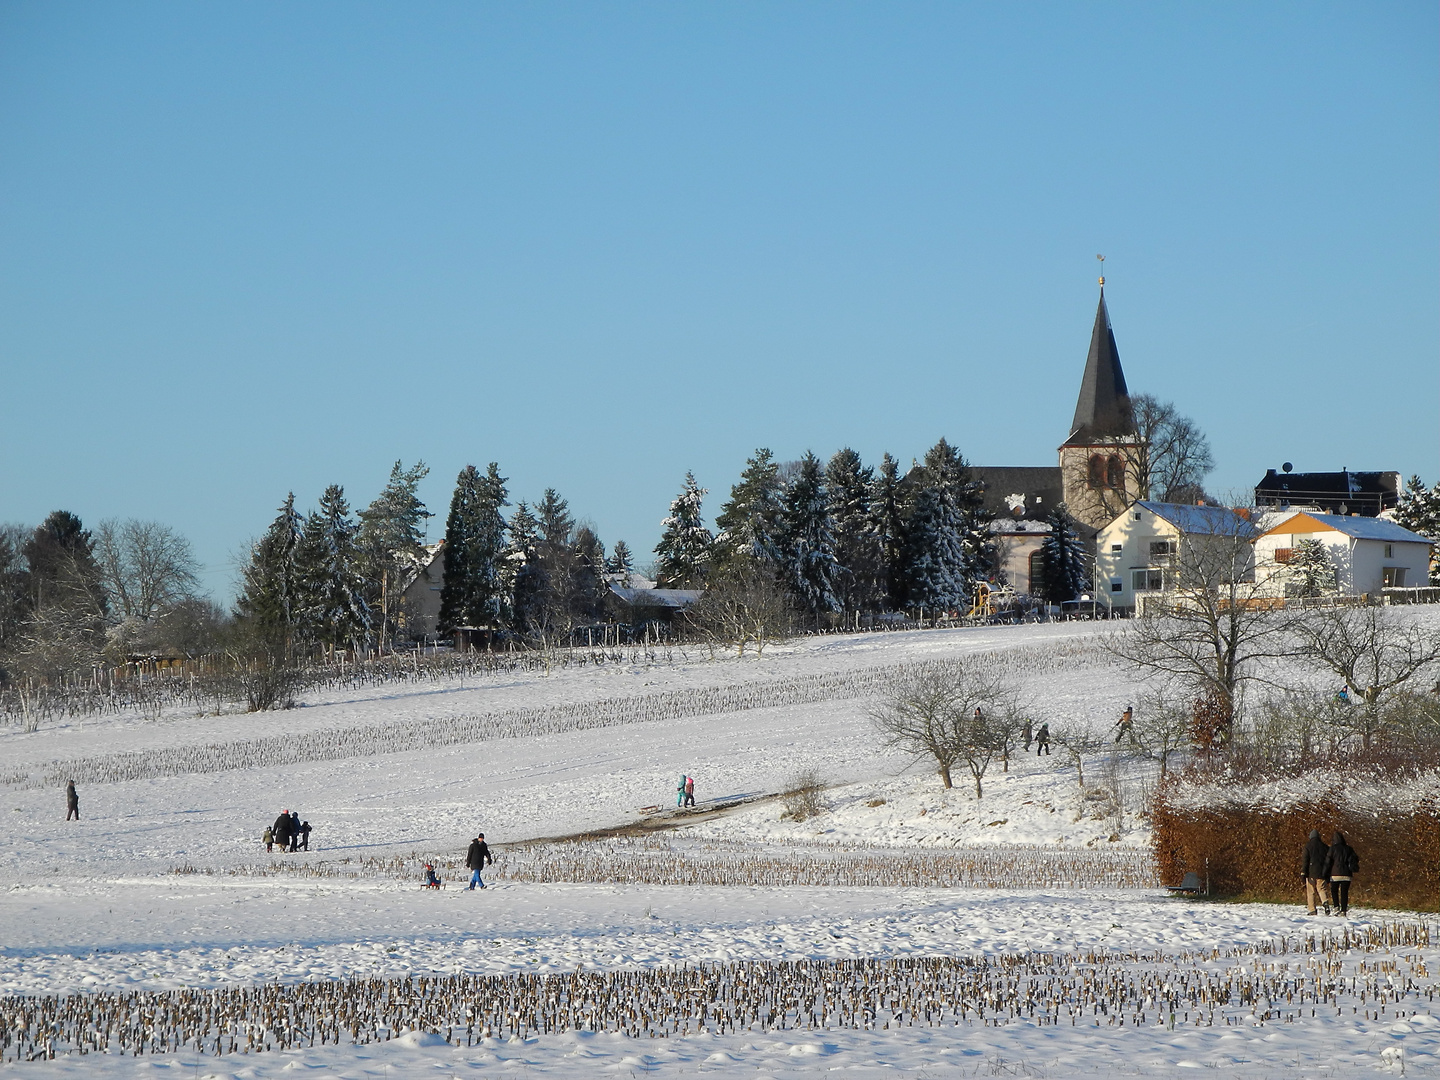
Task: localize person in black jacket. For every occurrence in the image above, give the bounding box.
[1301,828,1330,915]
[465,833,492,890]
[288,811,301,852]
[272,811,292,853]
[1325,831,1359,916]
[65,780,79,821]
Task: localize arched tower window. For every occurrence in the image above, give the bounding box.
[1106,456,1125,491]
[1088,455,1107,488]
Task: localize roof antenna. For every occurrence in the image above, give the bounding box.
[1096,253,1105,290]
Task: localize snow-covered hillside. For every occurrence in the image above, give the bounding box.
[5,619,1440,1077]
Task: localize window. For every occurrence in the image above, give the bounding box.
[1383,567,1407,588]
[1132,569,1166,592]
[1106,456,1125,491]
[1149,540,1175,560]
[1273,548,1294,565]
[1111,543,1123,553]
[1028,550,1044,587]
[1111,580,1123,592]
[1384,544,1394,558]
[1133,512,1142,521]
[1088,455,1107,487]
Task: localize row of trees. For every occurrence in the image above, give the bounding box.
[0,512,219,680]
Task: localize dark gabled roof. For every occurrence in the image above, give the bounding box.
[1063,290,1132,446]
[1253,469,1400,517]
[968,466,1064,518]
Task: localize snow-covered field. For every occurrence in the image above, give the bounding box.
[5,621,1439,1077]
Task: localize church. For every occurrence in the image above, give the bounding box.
[972,278,1142,595]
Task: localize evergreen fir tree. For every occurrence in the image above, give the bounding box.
[506,501,545,636]
[536,489,574,551]
[297,485,370,651]
[654,472,714,588]
[571,526,608,623]
[714,448,784,567]
[236,493,304,650]
[922,438,993,578]
[1037,505,1088,603]
[780,452,840,625]
[438,464,510,633]
[605,539,635,582]
[900,482,971,612]
[357,460,430,648]
[1394,475,1440,584]
[826,448,881,613]
[870,453,906,610]
[1287,538,1338,597]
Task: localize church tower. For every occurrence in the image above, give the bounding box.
[1058,279,1143,535]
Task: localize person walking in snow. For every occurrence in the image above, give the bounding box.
[1301,828,1331,915]
[299,820,312,851]
[466,833,492,890]
[1114,707,1134,745]
[272,810,292,853]
[683,776,695,807]
[1020,719,1033,752]
[263,826,275,853]
[288,811,301,852]
[65,780,79,821]
[677,776,687,807]
[1325,832,1359,916]
[1034,723,1051,756]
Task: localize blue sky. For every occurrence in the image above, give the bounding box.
[1,3,1435,599]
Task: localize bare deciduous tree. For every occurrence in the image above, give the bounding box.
[690,559,795,657]
[95,519,200,620]
[1291,606,1440,749]
[1126,691,1193,779]
[1107,510,1291,738]
[870,665,1015,796]
[1123,394,1215,504]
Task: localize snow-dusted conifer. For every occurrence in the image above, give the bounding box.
[715,448,784,567]
[1037,505,1088,603]
[236,493,304,649]
[870,453,905,610]
[1394,475,1440,584]
[654,472,714,588]
[297,485,370,651]
[899,440,988,613]
[605,539,635,582]
[357,460,431,648]
[826,448,881,613]
[506,501,545,636]
[780,452,840,625]
[1286,538,1338,597]
[438,464,510,634]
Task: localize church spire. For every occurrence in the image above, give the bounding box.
[1062,278,1131,446]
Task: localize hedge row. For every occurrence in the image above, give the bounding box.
[1153,775,1440,911]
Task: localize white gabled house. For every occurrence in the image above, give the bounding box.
[1253,511,1433,597]
[1094,501,1258,611]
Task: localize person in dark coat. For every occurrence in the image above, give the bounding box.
[1035,723,1051,756]
[1301,828,1331,915]
[1020,719,1033,752]
[288,811,301,852]
[465,833,492,890]
[299,820,312,851]
[65,780,79,821]
[1325,831,1359,916]
[272,811,292,853]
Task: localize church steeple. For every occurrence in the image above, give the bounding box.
[1062,282,1131,446]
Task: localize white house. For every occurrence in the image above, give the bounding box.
[1094,501,1257,611]
[1254,511,1433,597]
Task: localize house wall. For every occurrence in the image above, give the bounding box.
[1254,531,1431,596]
[1093,506,1180,610]
[400,549,446,638]
[991,530,1046,595]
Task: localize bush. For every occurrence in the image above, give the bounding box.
[780,770,826,821]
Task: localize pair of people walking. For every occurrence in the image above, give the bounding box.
[677,775,695,807]
[1301,829,1359,916]
[268,810,311,853]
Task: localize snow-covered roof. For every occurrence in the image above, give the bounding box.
[608,584,703,609]
[988,518,1051,535]
[1135,501,1258,538]
[1258,510,1433,544]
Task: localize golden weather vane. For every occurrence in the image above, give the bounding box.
[1096,253,1105,288]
